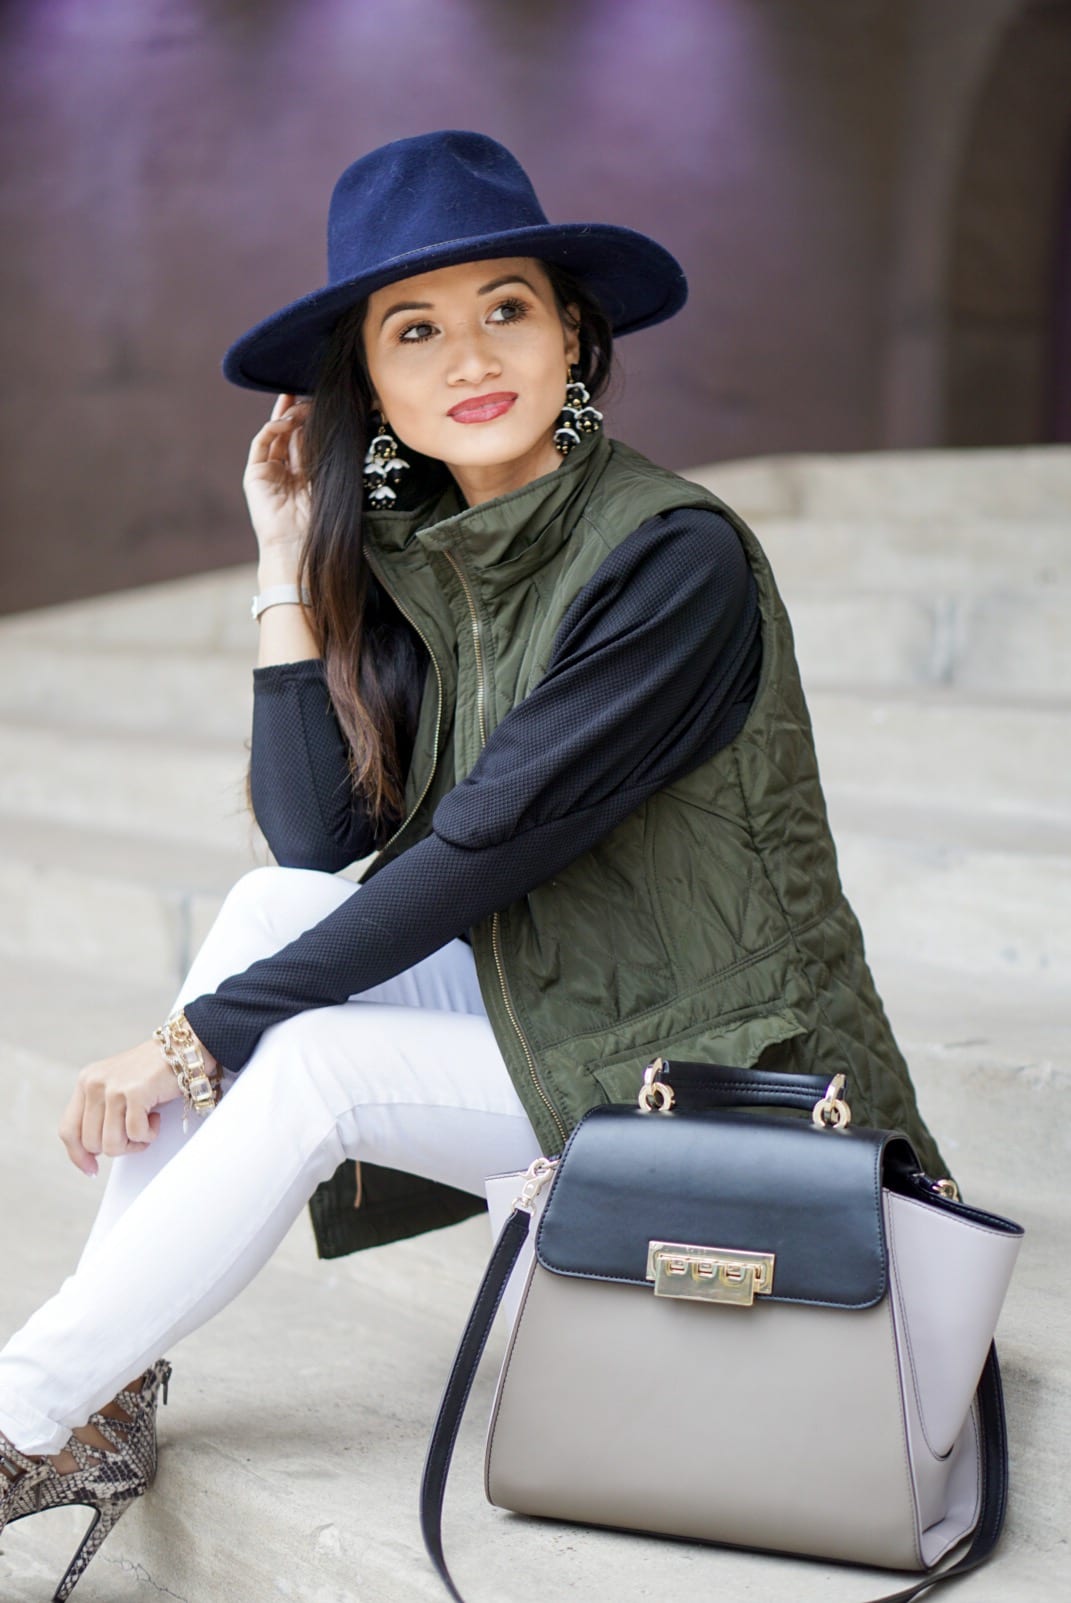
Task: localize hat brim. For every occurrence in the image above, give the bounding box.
[221,223,687,393]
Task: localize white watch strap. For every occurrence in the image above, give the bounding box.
[251,584,311,620]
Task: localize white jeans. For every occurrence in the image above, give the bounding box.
[0,866,544,1455]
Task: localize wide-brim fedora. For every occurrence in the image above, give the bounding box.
[221,128,688,395]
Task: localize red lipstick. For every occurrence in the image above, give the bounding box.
[448,392,517,423]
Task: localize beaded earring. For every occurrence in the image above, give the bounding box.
[363,410,410,507]
[553,362,604,456]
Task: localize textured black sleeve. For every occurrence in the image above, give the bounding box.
[249,658,378,871]
[184,507,761,1071]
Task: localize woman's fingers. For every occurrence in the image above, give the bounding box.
[247,406,309,472]
[289,421,305,475]
[101,1089,135,1157]
[58,1082,97,1176]
[79,1075,106,1161]
[124,1096,155,1148]
[248,417,296,466]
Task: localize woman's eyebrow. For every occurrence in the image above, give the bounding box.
[378,275,537,330]
[476,273,538,297]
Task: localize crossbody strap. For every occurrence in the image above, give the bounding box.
[419,1206,1009,1603]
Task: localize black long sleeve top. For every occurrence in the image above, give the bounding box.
[183,506,762,1071]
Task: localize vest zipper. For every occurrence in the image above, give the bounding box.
[442,549,488,745]
[442,548,569,1151]
[491,904,567,1147]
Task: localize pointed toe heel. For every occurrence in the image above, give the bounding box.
[52,1493,137,1603]
[1,1357,173,1602]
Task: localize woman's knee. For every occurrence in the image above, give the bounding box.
[218,1011,361,1144]
[217,864,358,933]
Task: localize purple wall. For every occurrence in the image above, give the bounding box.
[0,0,1067,612]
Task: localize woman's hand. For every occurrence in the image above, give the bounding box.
[58,1035,217,1176]
[244,391,313,572]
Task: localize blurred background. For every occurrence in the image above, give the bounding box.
[1,0,1069,611]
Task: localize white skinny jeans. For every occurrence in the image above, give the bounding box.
[0,866,544,1455]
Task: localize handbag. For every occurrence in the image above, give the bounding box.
[421,1058,1024,1602]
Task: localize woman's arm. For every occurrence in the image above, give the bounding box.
[249,658,383,871]
[185,506,761,1070]
[240,389,393,870]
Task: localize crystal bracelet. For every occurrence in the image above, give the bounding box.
[153,1011,222,1133]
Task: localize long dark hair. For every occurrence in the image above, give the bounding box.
[287,261,614,840]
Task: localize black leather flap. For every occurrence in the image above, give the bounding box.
[535,1105,910,1309]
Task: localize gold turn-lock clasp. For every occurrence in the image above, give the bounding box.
[811,1073,853,1130]
[637,1057,675,1113]
[646,1241,776,1306]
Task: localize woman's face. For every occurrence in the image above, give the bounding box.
[361,255,581,506]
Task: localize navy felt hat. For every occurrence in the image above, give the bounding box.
[221,128,688,394]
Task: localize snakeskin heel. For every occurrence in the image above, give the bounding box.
[0,1357,172,1602]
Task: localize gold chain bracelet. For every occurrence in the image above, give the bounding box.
[153,1011,222,1133]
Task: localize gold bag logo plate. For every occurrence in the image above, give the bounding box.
[646,1241,776,1306]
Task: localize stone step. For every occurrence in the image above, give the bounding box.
[0,688,1066,989]
[3,580,1068,729]
[806,689,1070,826]
[0,721,257,851]
[788,589,1069,698]
[684,443,1071,522]
[0,806,1065,1022]
[0,564,257,653]
[835,832,1069,985]
[1,682,1065,844]
[0,637,254,739]
[0,956,194,1078]
[822,790,1071,857]
[0,813,257,989]
[0,955,1063,1603]
[6,509,1067,665]
[756,515,1071,593]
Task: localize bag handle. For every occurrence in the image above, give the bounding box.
[420,1203,1010,1603]
[654,1057,831,1113]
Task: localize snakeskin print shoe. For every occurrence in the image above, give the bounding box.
[0,1357,171,1602]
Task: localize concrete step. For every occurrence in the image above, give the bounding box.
[0,721,257,852]
[836,831,1069,985]
[2,811,1065,1000]
[788,589,1070,698]
[0,814,258,989]
[756,515,1071,593]
[0,954,186,1072]
[1,685,1064,848]
[0,638,254,739]
[0,957,1064,1603]
[0,690,1066,990]
[4,582,1068,730]
[807,689,1070,827]
[2,784,1066,1001]
[684,442,1071,522]
[0,564,257,653]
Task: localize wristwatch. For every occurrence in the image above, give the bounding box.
[251,584,312,620]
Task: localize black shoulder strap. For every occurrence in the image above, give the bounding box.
[419,1207,1010,1603]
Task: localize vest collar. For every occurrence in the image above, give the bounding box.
[363,429,611,574]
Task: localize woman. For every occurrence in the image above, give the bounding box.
[0,129,948,1599]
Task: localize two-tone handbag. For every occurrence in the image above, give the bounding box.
[421,1058,1024,1601]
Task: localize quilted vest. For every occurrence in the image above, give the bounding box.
[307,430,947,1259]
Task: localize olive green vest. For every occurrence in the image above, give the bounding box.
[307,431,946,1259]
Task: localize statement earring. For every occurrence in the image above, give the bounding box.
[553,362,603,456]
[363,410,410,507]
